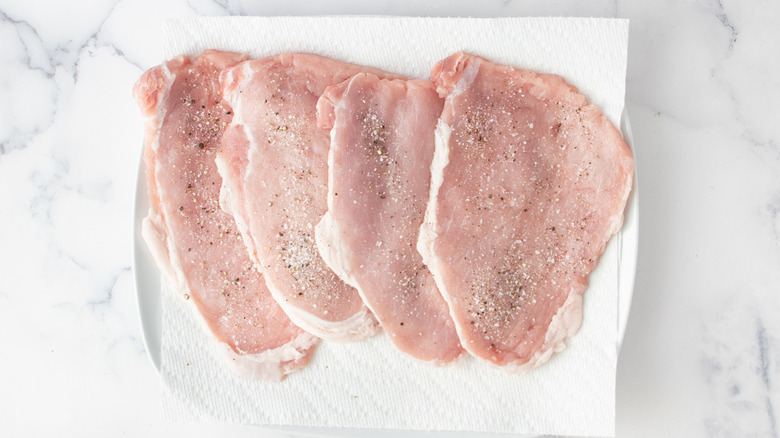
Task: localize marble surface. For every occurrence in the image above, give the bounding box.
[0,0,777,436]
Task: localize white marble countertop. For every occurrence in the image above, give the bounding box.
[1,0,777,436]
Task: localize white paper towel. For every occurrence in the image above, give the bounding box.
[159,16,628,437]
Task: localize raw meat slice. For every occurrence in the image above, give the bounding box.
[315,74,463,364]
[419,52,634,371]
[216,54,403,341]
[134,51,317,380]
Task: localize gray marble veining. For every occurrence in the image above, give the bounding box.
[1,0,778,436]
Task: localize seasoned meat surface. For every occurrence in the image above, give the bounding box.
[135,51,317,379]
[419,52,633,371]
[316,73,463,363]
[216,54,403,341]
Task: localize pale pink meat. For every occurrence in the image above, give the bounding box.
[315,73,463,364]
[216,54,403,341]
[419,52,634,371]
[134,51,317,380]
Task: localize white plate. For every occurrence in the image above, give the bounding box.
[617,111,639,347]
[133,156,163,371]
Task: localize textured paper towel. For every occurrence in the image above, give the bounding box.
[159,16,628,437]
